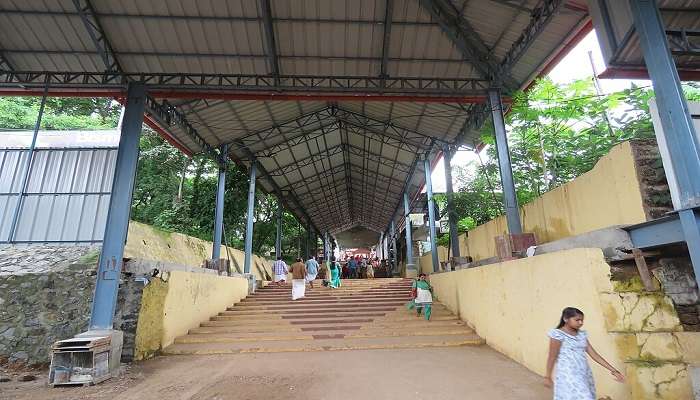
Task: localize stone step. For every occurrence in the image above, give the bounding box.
[229,301,408,311]
[213,310,455,321]
[237,296,411,305]
[175,327,475,344]
[221,304,447,315]
[190,320,468,334]
[163,334,484,355]
[208,314,459,325]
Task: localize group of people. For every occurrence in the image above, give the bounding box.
[272,255,320,300]
[342,256,379,279]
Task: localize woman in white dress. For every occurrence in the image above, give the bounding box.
[545,307,625,400]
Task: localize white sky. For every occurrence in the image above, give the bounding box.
[429,30,651,192]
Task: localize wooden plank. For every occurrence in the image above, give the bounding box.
[632,248,656,291]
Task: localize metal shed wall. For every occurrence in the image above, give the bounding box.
[0,147,117,244]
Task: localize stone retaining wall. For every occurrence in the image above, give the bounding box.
[0,245,145,365]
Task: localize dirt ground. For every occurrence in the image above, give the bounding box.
[0,346,551,400]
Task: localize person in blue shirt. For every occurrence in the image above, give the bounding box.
[347,257,357,279]
[304,255,319,288]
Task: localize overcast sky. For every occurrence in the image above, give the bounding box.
[428,30,650,193]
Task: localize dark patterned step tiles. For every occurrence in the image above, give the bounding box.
[162,334,484,355]
[230,301,408,310]
[219,302,447,316]
[188,319,469,335]
[238,296,411,305]
[213,310,456,321]
[198,318,465,331]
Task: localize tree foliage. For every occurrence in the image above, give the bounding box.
[450,78,700,229]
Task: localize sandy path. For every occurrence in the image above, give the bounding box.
[1,346,551,400]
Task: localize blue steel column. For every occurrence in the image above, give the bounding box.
[89,82,146,330]
[403,192,414,269]
[275,201,283,259]
[243,161,257,274]
[378,232,384,259]
[630,0,700,287]
[212,144,228,260]
[390,220,398,276]
[443,145,460,258]
[324,232,329,261]
[489,88,523,235]
[424,156,439,272]
[7,82,49,242]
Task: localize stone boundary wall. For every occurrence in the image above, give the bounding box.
[0,246,144,365]
[0,222,273,365]
[428,248,700,400]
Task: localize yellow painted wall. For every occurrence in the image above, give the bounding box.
[428,248,697,399]
[421,141,648,263]
[429,248,628,399]
[124,220,273,282]
[134,271,249,360]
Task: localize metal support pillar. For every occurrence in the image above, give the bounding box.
[89,82,146,330]
[275,201,283,259]
[324,231,330,262]
[306,226,313,258]
[630,0,700,288]
[443,145,460,259]
[7,82,49,242]
[390,220,398,275]
[379,232,384,259]
[424,156,439,272]
[243,162,257,274]
[403,192,414,269]
[212,144,228,260]
[489,88,522,235]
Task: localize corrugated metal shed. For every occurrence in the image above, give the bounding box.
[0,0,592,236]
[0,131,119,243]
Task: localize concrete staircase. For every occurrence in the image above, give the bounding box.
[163,278,483,355]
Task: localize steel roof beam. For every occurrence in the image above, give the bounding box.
[70,0,217,160]
[453,103,490,147]
[0,9,466,27]
[260,0,280,80]
[380,0,394,80]
[418,0,518,91]
[0,71,490,98]
[0,49,474,64]
[0,51,15,71]
[235,141,321,235]
[266,144,345,176]
[235,106,334,145]
[71,0,122,73]
[252,120,340,158]
[497,0,566,80]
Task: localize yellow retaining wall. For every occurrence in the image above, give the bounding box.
[428,248,697,400]
[134,271,249,360]
[124,220,273,282]
[455,141,648,262]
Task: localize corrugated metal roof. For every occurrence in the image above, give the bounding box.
[0,0,593,235]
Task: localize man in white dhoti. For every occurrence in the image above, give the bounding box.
[289,258,307,300]
[304,255,319,288]
[272,256,288,286]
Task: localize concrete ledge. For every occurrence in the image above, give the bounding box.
[133,270,249,360]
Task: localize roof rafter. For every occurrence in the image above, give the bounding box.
[259,0,280,80]
[70,0,217,160]
[497,0,567,78]
[380,0,394,80]
[418,0,519,91]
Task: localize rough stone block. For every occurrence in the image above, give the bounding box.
[600,292,682,332]
[627,363,693,400]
